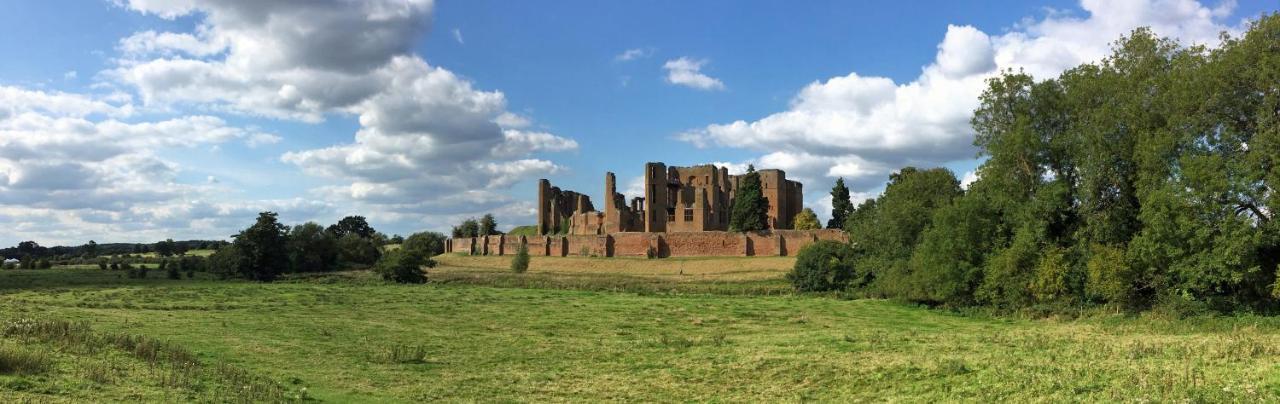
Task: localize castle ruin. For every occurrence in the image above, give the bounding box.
[537,162,803,235]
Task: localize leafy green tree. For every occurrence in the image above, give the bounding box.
[401,231,447,259]
[327,216,376,239]
[374,250,430,284]
[827,178,853,229]
[480,214,499,236]
[289,222,339,273]
[457,219,481,238]
[155,239,176,257]
[787,240,856,292]
[844,167,961,297]
[231,212,290,282]
[84,240,98,258]
[729,165,770,232]
[337,233,381,266]
[793,208,821,230]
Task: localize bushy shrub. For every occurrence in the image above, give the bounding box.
[98,259,108,270]
[374,250,432,284]
[36,259,51,269]
[511,244,529,273]
[166,263,181,280]
[787,241,855,292]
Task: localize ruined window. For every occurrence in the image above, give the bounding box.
[684,208,693,222]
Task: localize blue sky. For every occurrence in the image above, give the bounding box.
[0,0,1273,246]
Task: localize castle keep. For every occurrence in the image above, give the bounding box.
[537,162,804,235]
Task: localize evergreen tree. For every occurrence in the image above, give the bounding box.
[729,165,770,232]
[827,177,853,229]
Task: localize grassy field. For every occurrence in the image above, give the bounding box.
[2,258,1280,402]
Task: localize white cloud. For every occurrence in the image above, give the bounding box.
[679,0,1245,207]
[615,48,653,62]
[452,28,464,44]
[662,57,725,91]
[961,171,979,190]
[105,0,576,229]
[63,71,78,80]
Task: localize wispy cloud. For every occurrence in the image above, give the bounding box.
[662,57,724,91]
[614,47,652,62]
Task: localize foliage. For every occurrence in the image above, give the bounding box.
[289,222,339,273]
[827,177,853,229]
[844,167,961,297]
[327,216,376,239]
[787,241,855,292]
[453,218,481,238]
[402,231,447,259]
[480,214,499,236]
[230,212,290,282]
[374,250,431,284]
[337,233,382,266]
[729,165,770,232]
[511,244,530,273]
[793,208,821,230]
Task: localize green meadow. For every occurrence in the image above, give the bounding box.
[2,257,1280,402]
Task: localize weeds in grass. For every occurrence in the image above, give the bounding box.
[0,343,53,375]
[2,317,284,401]
[373,343,429,364]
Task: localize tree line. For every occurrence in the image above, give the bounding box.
[205,213,446,283]
[797,15,1280,315]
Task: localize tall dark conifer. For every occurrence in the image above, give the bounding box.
[729,165,770,232]
[828,177,853,229]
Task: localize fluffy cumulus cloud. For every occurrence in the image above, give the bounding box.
[108,0,576,232]
[0,0,576,244]
[663,57,725,91]
[680,0,1245,206]
[0,85,308,244]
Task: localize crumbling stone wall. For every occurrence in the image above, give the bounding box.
[525,236,550,256]
[611,232,659,257]
[448,230,844,258]
[663,231,747,257]
[745,231,781,257]
[564,235,608,257]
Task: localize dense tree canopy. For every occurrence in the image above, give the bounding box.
[829,16,1280,314]
[327,216,376,239]
[231,212,290,282]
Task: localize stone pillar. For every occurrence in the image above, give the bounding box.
[604,172,619,233]
[537,179,551,235]
[644,162,668,233]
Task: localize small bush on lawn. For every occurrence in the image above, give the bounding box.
[787,240,856,292]
[511,244,530,273]
[374,250,433,284]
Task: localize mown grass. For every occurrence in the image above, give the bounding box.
[1,263,1280,401]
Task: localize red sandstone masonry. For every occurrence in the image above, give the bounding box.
[525,236,550,256]
[745,231,781,257]
[447,230,846,258]
[564,235,608,256]
[662,231,746,257]
[610,233,659,257]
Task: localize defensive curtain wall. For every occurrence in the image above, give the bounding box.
[445,229,848,258]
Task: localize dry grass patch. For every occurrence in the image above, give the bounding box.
[434,254,794,282]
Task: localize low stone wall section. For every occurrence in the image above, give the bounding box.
[448,230,846,258]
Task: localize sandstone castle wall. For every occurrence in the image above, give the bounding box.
[447,229,846,258]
